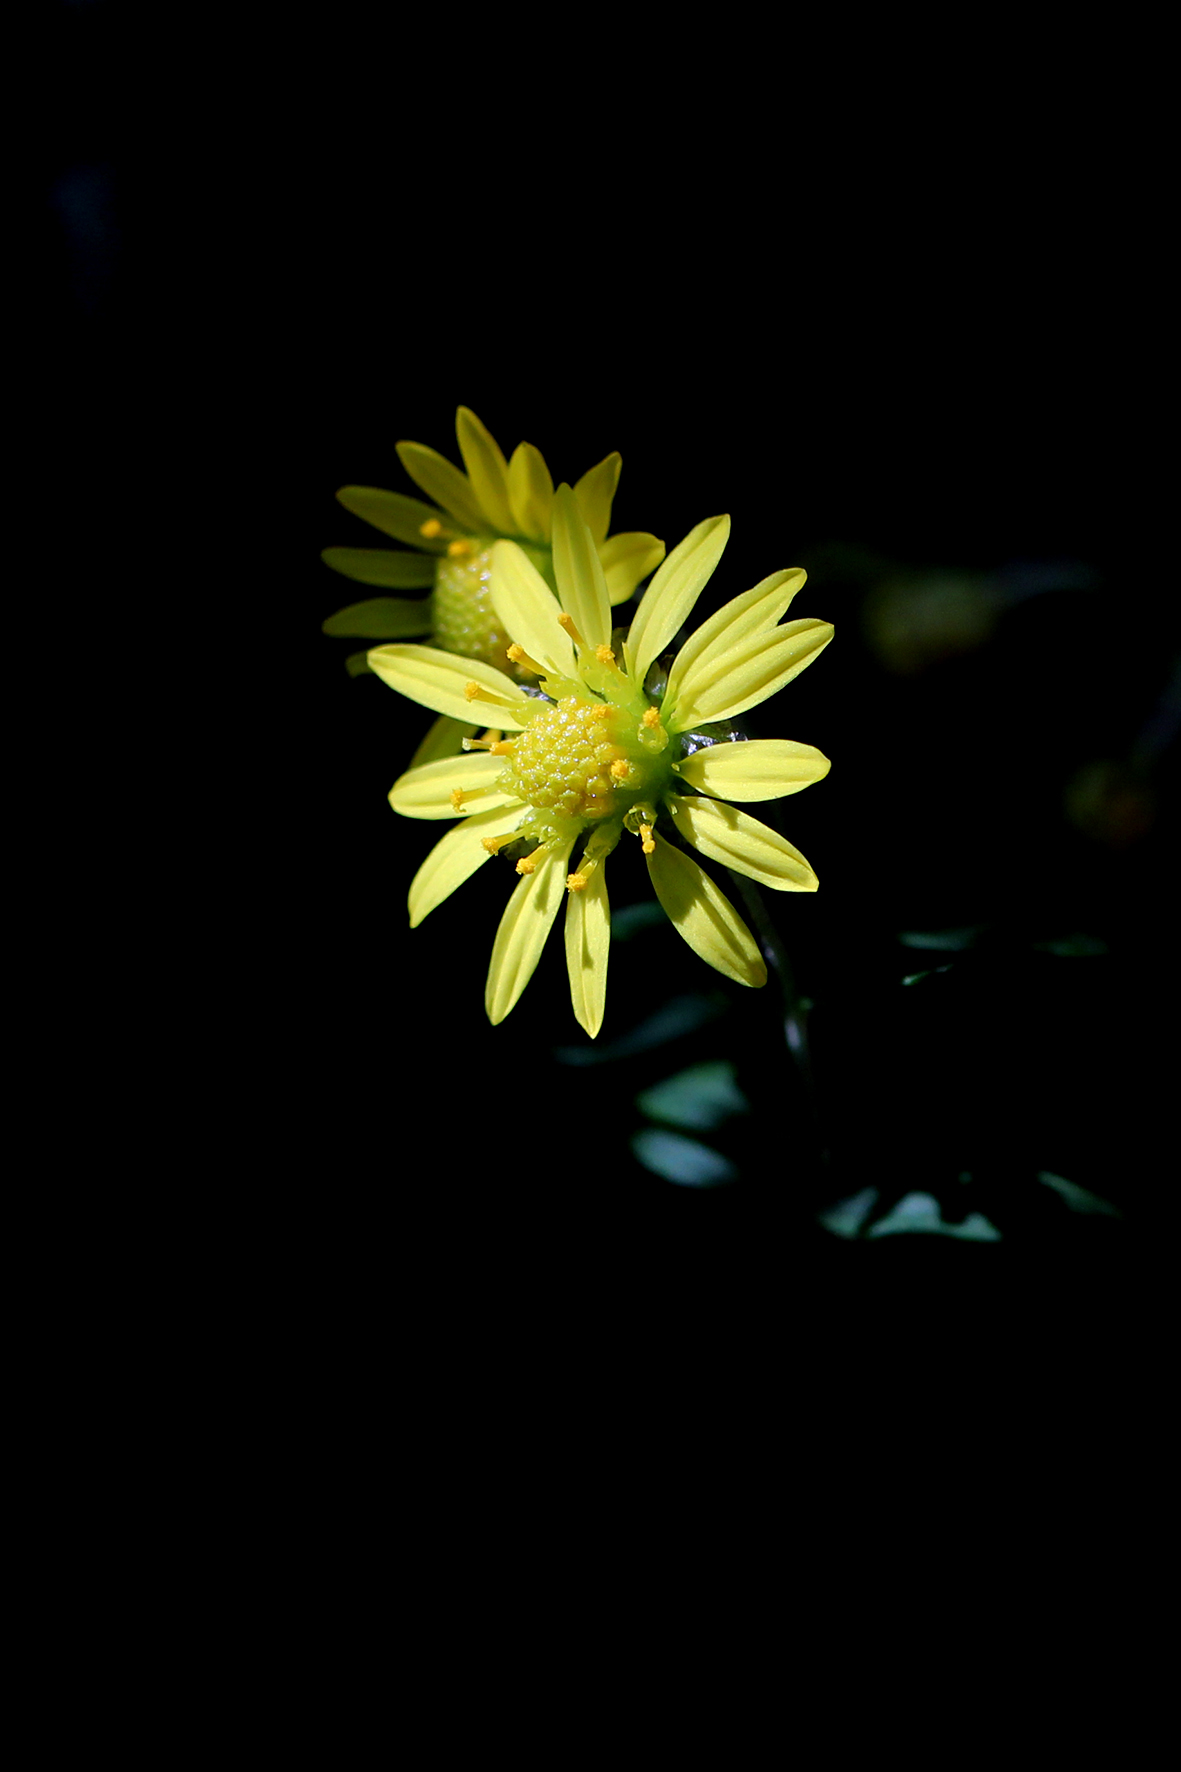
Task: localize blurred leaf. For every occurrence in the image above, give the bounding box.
[636,1060,749,1132]
[899,926,987,951]
[553,992,728,1066]
[631,1129,738,1188]
[1038,1172,1122,1217]
[1031,934,1108,956]
[866,1192,1001,1241]
[611,902,668,942]
[902,964,954,986]
[818,1187,880,1239]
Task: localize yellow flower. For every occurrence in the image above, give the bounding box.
[321,404,664,690]
[370,487,833,1036]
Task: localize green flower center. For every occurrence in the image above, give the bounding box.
[496,694,674,830]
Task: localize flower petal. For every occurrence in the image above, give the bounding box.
[408,804,527,928]
[455,407,515,536]
[572,452,621,544]
[322,596,432,638]
[564,855,611,1039]
[624,515,730,690]
[335,486,449,552]
[409,713,480,768]
[507,441,554,542]
[320,547,436,589]
[645,835,766,987]
[394,442,486,532]
[389,751,517,819]
[598,532,666,607]
[672,738,831,802]
[485,838,576,1024]
[551,484,612,650]
[367,643,533,729]
[662,568,806,713]
[667,619,834,730]
[665,794,818,891]
[489,541,576,677]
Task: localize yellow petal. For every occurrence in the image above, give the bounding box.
[408,804,527,927]
[624,515,730,690]
[672,738,830,802]
[485,839,576,1024]
[663,568,806,712]
[644,834,766,987]
[668,619,834,730]
[597,532,666,607]
[408,713,480,769]
[455,407,515,535]
[335,485,449,551]
[394,441,485,531]
[572,452,621,544]
[564,854,611,1039]
[551,484,612,650]
[367,643,532,729]
[507,441,554,541]
[389,751,517,819]
[665,794,818,891]
[489,540,576,677]
[321,596,433,638]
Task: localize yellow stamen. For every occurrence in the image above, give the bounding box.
[450,788,465,810]
[506,641,547,676]
[594,643,616,665]
[463,733,515,754]
[557,611,586,649]
[609,757,631,782]
[515,844,548,876]
[489,738,515,756]
[447,538,473,558]
[463,681,484,702]
[641,706,661,728]
[567,871,588,892]
[482,835,508,854]
[590,702,612,722]
[419,518,442,539]
[640,824,656,855]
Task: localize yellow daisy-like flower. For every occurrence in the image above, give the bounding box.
[370,486,833,1036]
[321,404,665,683]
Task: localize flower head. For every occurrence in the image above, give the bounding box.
[321,406,664,684]
[369,487,833,1036]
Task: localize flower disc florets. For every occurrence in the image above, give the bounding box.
[496,693,673,827]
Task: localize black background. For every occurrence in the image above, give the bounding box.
[52,3,1173,1387]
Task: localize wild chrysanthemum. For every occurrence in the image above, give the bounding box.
[369,487,833,1036]
[321,404,664,685]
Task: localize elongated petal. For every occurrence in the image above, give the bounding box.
[320,547,436,590]
[663,568,806,711]
[409,713,479,768]
[455,407,515,535]
[395,442,486,531]
[490,541,576,676]
[669,619,834,730]
[572,452,621,544]
[389,751,516,819]
[665,794,818,891]
[322,596,432,638]
[408,804,527,927]
[336,486,449,551]
[551,484,612,650]
[507,441,554,541]
[368,643,532,729]
[564,856,611,1038]
[598,532,666,606]
[645,835,766,987]
[624,515,730,689]
[485,839,576,1024]
[672,738,831,801]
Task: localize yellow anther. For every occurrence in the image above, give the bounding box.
[447,538,473,558]
[515,845,548,876]
[641,706,661,728]
[594,643,616,665]
[590,702,613,722]
[557,611,586,649]
[450,788,465,810]
[463,681,483,702]
[610,758,631,782]
[419,518,442,539]
[506,642,546,675]
[489,738,515,756]
[640,823,656,855]
[481,835,506,854]
[566,871,588,893]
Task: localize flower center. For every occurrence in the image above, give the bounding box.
[496,695,672,827]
